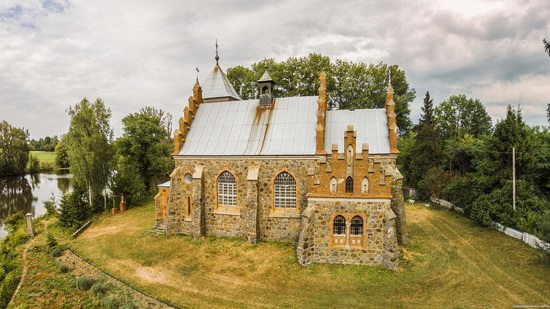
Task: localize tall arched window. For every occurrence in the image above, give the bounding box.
[346,176,353,193]
[274,171,296,208]
[218,171,237,206]
[333,215,346,235]
[350,216,363,235]
[361,177,369,194]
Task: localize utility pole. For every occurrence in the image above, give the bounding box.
[513,147,516,211]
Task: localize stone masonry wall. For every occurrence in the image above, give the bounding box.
[297,198,399,270]
[167,158,317,242]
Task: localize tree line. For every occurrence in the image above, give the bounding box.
[57,99,174,228]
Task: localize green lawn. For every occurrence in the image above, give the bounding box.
[29,151,55,165]
[64,203,550,308]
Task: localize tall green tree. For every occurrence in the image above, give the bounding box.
[403,92,442,198]
[0,120,29,176]
[115,107,174,193]
[54,139,70,169]
[435,94,492,140]
[64,98,113,212]
[226,53,415,133]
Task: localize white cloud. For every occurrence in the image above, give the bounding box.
[0,0,549,138]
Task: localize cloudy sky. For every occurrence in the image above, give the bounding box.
[1,0,549,139]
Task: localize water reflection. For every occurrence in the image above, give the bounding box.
[0,173,71,238]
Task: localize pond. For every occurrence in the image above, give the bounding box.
[0,173,70,238]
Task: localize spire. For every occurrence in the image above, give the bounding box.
[201,43,241,102]
[385,71,398,154]
[215,39,219,65]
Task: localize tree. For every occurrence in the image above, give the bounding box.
[435,94,492,140]
[226,53,415,134]
[0,120,29,176]
[114,107,174,193]
[64,98,113,212]
[544,38,550,57]
[54,140,70,169]
[403,92,442,198]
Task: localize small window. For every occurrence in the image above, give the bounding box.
[218,171,237,206]
[274,171,296,208]
[361,177,369,194]
[346,176,353,193]
[350,216,363,235]
[184,173,192,184]
[329,177,337,193]
[333,215,346,235]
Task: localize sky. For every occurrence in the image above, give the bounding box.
[1,0,549,139]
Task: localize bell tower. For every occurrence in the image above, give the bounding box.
[258,66,275,106]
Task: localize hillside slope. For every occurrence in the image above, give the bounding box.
[62,203,550,307]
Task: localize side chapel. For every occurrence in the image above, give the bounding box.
[154,52,407,270]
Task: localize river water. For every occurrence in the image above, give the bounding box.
[0,173,70,238]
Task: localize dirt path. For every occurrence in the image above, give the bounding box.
[7,220,50,307]
[57,250,174,308]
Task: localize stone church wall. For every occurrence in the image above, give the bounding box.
[167,157,317,242]
[297,198,399,270]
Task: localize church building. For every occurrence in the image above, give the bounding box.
[154,52,407,270]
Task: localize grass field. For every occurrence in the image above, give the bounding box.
[64,203,550,308]
[29,151,55,165]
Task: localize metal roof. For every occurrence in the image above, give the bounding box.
[179,96,319,156]
[179,97,390,156]
[258,69,274,83]
[325,109,390,154]
[158,181,170,187]
[201,65,241,101]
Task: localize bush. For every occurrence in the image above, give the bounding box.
[43,197,58,217]
[28,154,40,173]
[53,260,70,273]
[537,210,550,243]
[76,276,95,290]
[90,281,109,298]
[46,234,58,250]
[98,294,119,309]
[50,247,62,257]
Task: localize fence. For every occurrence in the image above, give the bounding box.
[429,198,550,253]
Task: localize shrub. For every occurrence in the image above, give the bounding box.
[28,154,40,173]
[537,210,550,243]
[120,303,137,309]
[46,234,58,250]
[76,276,95,290]
[43,197,58,217]
[53,260,70,273]
[90,281,109,298]
[98,294,119,309]
[50,247,62,257]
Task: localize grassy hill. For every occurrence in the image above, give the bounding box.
[61,203,550,308]
[10,202,550,308]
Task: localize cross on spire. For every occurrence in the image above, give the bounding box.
[215,39,219,65]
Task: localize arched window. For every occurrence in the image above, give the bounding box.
[350,216,363,235]
[218,171,236,206]
[274,171,296,208]
[333,215,346,235]
[346,176,353,193]
[361,177,369,194]
[329,177,337,193]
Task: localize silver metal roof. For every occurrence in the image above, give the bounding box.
[179,96,390,156]
[325,109,390,154]
[201,65,241,101]
[158,181,170,187]
[258,69,274,83]
[179,96,319,156]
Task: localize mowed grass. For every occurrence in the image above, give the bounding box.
[29,151,55,165]
[70,203,550,308]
